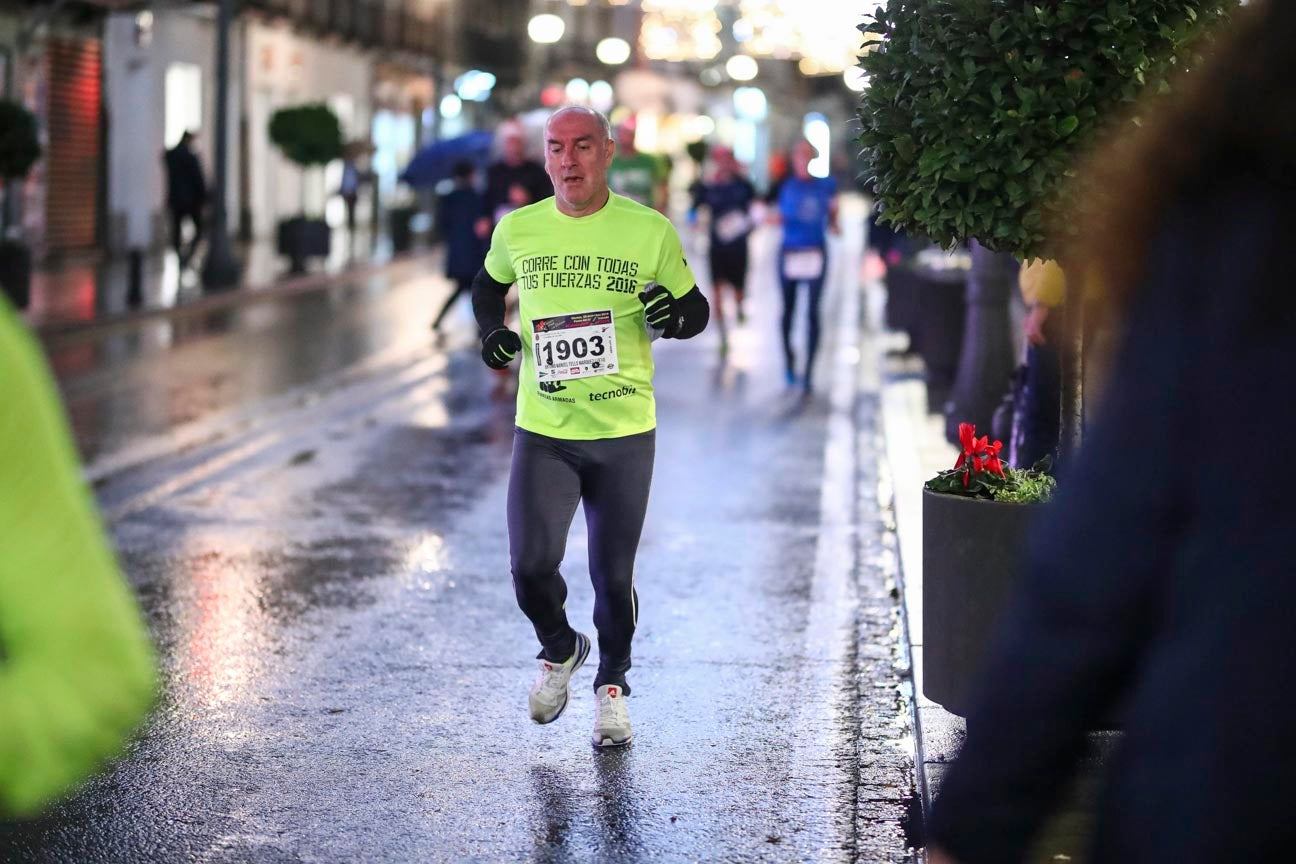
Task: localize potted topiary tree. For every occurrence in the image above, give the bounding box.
[858,0,1236,715]
[269,103,343,274]
[0,99,42,309]
[858,0,1234,454]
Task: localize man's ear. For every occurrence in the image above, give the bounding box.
[605,139,616,167]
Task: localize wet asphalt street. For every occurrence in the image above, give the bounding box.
[4,218,918,863]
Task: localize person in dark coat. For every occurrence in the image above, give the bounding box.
[432,161,488,331]
[927,3,1296,862]
[480,121,549,235]
[163,131,207,266]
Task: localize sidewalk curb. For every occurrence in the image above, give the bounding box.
[33,251,438,344]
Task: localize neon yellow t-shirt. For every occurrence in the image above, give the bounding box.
[0,298,157,816]
[484,193,697,440]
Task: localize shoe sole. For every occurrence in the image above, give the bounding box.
[591,732,633,748]
[531,634,591,725]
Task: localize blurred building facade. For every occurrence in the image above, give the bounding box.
[3,0,869,267]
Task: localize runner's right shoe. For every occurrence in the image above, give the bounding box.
[591,684,633,747]
[528,632,591,724]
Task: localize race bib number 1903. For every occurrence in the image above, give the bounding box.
[532,310,618,382]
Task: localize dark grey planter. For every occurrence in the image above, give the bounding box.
[914,266,967,412]
[884,263,921,350]
[922,487,1042,716]
[277,217,331,274]
[944,240,1017,443]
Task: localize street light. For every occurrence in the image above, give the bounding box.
[590,80,615,112]
[565,78,590,104]
[733,86,767,121]
[528,14,565,44]
[596,37,631,65]
[725,55,758,82]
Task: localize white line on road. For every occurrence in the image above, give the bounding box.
[785,233,863,860]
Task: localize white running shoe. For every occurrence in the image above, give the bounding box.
[592,684,633,747]
[528,632,591,724]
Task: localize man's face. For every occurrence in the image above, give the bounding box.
[712,146,736,178]
[544,110,614,212]
[792,141,815,178]
[616,124,636,153]
[502,134,525,164]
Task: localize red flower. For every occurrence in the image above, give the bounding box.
[952,423,1006,484]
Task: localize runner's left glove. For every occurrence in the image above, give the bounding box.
[639,282,680,338]
[481,327,522,369]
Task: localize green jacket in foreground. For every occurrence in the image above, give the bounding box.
[0,298,157,816]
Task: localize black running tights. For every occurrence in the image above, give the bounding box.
[508,427,655,693]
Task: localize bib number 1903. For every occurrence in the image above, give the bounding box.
[532,310,618,382]
[539,333,606,366]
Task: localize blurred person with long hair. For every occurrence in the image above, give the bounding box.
[928,2,1296,861]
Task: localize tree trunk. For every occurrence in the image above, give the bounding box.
[943,239,1018,444]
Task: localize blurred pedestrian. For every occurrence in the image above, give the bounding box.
[927,2,1296,861]
[481,120,549,237]
[607,119,668,212]
[0,295,157,817]
[689,145,757,351]
[338,155,364,235]
[771,139,839,392]
[470,107,709,748]
[432,161,488,331]
[1010,258,1064,469]
[163,131,207,267]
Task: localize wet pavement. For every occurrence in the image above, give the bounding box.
[4,213,919,863]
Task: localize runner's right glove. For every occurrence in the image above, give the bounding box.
[481,327,522,369]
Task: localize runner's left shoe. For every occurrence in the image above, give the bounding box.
[591,684,633,747]
[529,632,591,725]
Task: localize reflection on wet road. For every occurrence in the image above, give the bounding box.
[4,220,917,862]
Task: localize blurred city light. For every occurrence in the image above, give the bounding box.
[590,80,615,112]
[527,14,565,44]
[736,0,868,74]
[565,78,591,104]
[687,115,716,140]
[439,94,463,119]
[733,86,767,120]
[455,70,496,103]
[541,85,566,107]
[803,112,830,179]
[725,55,759,82]
[597,37,632,65]
[641,1,722,61]
[843,67,869,93]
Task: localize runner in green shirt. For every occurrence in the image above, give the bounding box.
[0,298,157,816]
[470,107,708,747]
[607,121,669,212]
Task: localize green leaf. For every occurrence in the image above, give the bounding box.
[1057,115,1080,136]
[894,134,917,163]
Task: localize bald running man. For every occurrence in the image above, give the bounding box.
[470,107,709,747]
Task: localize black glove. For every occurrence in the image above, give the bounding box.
[639,282,680,338]
[481,327,522,369]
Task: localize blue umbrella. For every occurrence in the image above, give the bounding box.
[399,130,495,188]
